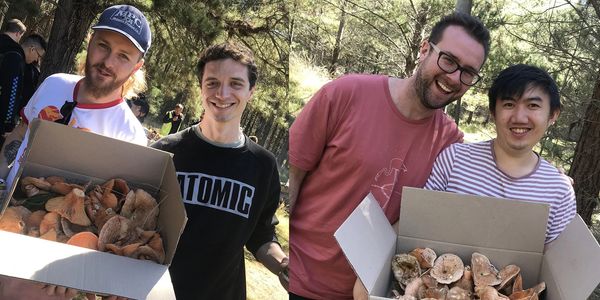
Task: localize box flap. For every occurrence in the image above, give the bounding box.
[399,187,549,253]
[541,215,600,300]
[334,193,396,295]
[0,230,175,299]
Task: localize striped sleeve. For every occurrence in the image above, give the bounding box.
[545,182,577,243]
[424,143,458,191]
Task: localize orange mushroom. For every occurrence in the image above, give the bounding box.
[0,206,31,234]
[39,211,61,236]
[45,188,91,226]
[67,232,99,250]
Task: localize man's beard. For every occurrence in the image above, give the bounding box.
[414,66,456,110]
[84,59,127,99]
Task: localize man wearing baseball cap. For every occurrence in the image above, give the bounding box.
[0,4,151,300]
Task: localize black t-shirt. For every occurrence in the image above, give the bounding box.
[151,126,280,300]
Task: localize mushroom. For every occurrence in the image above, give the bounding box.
[39,211,61,235]
[0,206,31,234]
[129,244,164,264]
[418,286,448,300]
[512,274,523,293]
[451,265,473,293]
[391,253,421,288]
[472,252,501,287]
[430,253,464,284]
[20,176,52,191]
[45,188,91,226]
[67,231,99,250]
[497,264,520,292]
[476,286,510,300]
[61,217,97,237]
[421,274,438,288]
[409,247,437,269]
[446,286,471,300]
[121,189,159,231]
[403,277,424,297]
[98,215,132,251]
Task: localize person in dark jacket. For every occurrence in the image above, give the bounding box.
[20,34,47,111]
[0,19,26,138]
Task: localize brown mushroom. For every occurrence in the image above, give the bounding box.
[39,211,61,235]
[497,264,520,291]
[476,286,510,300]
[121,189,159,230]
[98,215,132,251]
[391,253,421,288]
[421,274,438,288]
[446,286,471,300]
[45,188,91,226]
[451,265,473,293]
[512,274,523,293]
[0,206,31,234]
[409,247,437,269]
[129,244,164,264]
[472,252,501,287]
[508,289,536,300]
[20,177,52,190]
[418,286,448,300]
[26,210,46,229]
[430,253,464,284]
[403,277,423,297]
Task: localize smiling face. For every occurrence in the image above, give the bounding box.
[414,25,485,109]
[84,30,144,99]
[493,85,559,155]
[200,58,254,126]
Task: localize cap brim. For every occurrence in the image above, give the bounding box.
[92,25,146,54]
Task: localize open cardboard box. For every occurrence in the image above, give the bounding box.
[335,187,600,300]
[0,119,187,300]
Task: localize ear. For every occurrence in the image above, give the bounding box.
[548,109,560,126]
[418,40,430,62]
[133,58,144,73]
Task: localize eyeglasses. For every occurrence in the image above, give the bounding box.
[428,42,482,86]
[32,47,44,61]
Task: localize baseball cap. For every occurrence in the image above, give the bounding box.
[92,5,151,55]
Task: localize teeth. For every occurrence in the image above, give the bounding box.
[437,81,452,93]
[512,128,528,134]
[215,103,233,108]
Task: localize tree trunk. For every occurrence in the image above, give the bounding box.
[452,99,462,126]
[39,0,101,82]
[328,0,346,76]
[569,76,600,225]
[404,6,427,76]
[455,0,472,14]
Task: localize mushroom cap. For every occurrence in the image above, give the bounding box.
[67,231,99,250]
[430,253,464,284]
[512,274,523,293]
[447,286,471,300]
[20,177,52,190]
[403,277,424,297]
[452,265,473,293]
[496,264,520,291]
[45,188,91,226]
[419,285,449,300]
[98,215,131,251]
[476,286,510,300]
[0,206,31,234]
[472,252,502,287]
[391,253,421,287]
[39,211,61,235]
[121,189,159,230]
[421,274,438,288]
[409,247,437,269]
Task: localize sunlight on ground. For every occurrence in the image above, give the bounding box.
[245,204,289,300]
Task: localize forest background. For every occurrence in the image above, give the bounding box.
[1,0,600,299]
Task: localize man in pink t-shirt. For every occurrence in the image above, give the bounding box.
[288,12,491,300]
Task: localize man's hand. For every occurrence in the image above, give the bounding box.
[39,284,78,298]
[278,256,289,291]
[353,278,368,300]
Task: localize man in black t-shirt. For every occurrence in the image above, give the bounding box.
[152,42,288,300]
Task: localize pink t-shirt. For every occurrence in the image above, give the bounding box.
[289,74,462,299]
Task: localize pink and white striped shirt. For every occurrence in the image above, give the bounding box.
[425,140,576,243]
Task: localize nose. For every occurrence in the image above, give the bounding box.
[512,104,529,123]
[216,85,231,98]
[447,69,462,86]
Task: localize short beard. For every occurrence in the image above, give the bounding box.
[414,66,455,110]
[84,60,126,99]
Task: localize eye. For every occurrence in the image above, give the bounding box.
[118,53,131,61]
[439,54,457,67]
[205,81,217,88]
[231,81,244,89]
[502,101,515,108]
[528,103,541,109]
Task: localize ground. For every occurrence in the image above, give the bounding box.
[245,203,289,300]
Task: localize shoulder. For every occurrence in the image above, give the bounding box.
[41,73,81,87]
[538,159,574,188]
[246,140,277,169]
[151,127,193,151]
[325,74,387,92]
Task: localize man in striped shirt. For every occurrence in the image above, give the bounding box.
[425,64,576,243]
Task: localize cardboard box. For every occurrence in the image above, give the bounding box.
[335,187,600,300]
[0,119,187,300]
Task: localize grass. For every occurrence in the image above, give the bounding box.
[245,203,289,300]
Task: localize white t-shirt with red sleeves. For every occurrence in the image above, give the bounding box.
[5,73,147,187]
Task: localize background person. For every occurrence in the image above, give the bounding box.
[160,103,184,135]
[0,19,26,140]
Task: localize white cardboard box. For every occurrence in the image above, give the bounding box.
[335,187,600,300]
[0,119,188,299]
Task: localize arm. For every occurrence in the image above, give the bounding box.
[255,241,289,290]
[0,122,27,179]
[288,164,307,213]
[162,111,172,123]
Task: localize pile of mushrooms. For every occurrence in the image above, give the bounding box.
[390,248,545,300]
[0,176,164,264]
